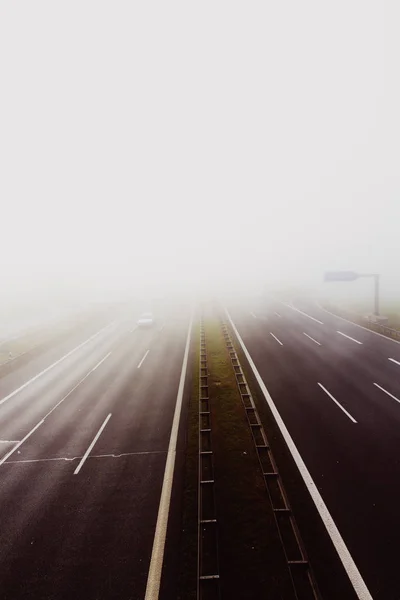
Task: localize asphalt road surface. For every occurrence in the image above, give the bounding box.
[227,296,400,600]
[0,307,191,600]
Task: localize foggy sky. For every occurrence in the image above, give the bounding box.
[1,1,399,301]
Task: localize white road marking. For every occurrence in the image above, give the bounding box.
[0,440,20,443]
[283,303,324,325]
[317,383,357,423]
[0,420,45,466]
[337,331,363,345]
[137,350,150,369]
[317,301,400,345]
[0,351,113,465]
[144,314,193,600]
[91,351,112,372]
[303,332,321,346]
[270,332,283,346]
[373,383,400,404]
[226,310,372,600]
[250,312,257,318]
[388,357,400,367]
[74,413,112,475]
[274,312,281,318]
[0,322,115,406]
[159,325,164,333]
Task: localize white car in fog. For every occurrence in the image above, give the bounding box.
[137,312,154,328]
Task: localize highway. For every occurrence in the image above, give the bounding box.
[0,307,191,599]
[227,296,400,600]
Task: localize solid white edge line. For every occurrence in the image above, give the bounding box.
[0,321,115,405]
[283,303,324,325]
[74,413,112,475]
[317,301,400,346]
[225,309,372,600]
[303,332,321,346]
[144,313,193,600]
[388,357,400,366]
[337,331,363,345]
[270,332,283,346]
[373,383,400,404]
[91,351,112,372]
[317,383,357,423]
[137,350,150,369]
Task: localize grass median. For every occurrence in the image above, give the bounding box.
[178,312,294,599]
[205,316,293,599]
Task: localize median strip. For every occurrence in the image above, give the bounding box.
[180,311,299,599]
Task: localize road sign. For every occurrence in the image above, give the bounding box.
[324,271,359,282]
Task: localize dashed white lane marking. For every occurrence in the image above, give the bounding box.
[250,312,257,318]
[91,351,112,372]
[337,331,363,345]
[270,332,283,346]
[274,312,281,317]
[0,322,115,406]
[226,309,372,600]
[74,413,112,475]
[303,332,321,346]
[284,303,324,325]
[388,357,400,367]
[0,351,113,466]
[144,313,193,600]
[373,383,400,404]
[317,301,400,346]
[317,383,357,423]
[137,350,150,369]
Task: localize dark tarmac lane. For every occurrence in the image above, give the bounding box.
[228,296,400,600]
[0,308,191,600]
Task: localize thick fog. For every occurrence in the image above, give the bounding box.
[1,1,399,321]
